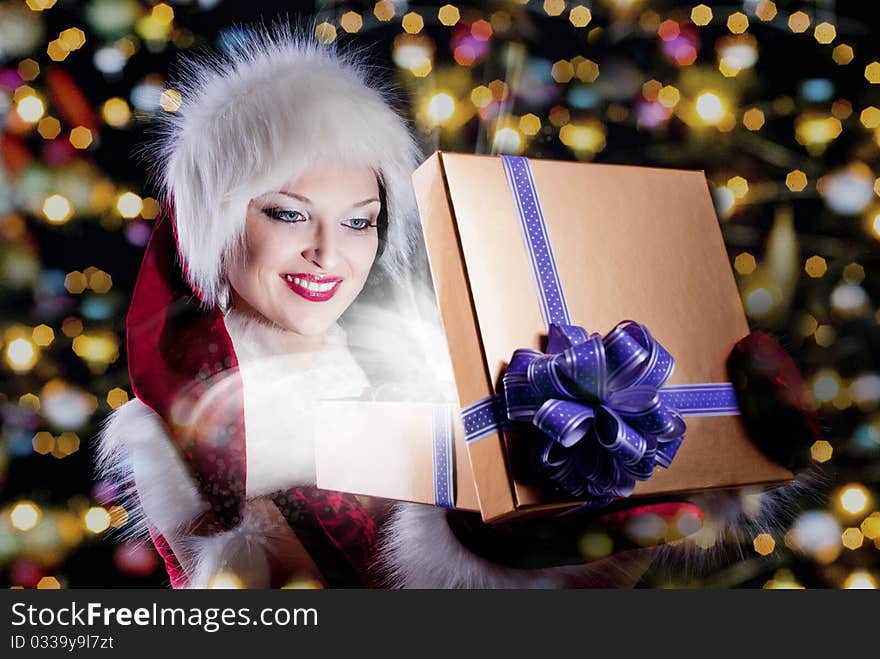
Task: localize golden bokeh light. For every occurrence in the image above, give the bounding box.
[753,533,776,556]
[160,88,181,112]
[743,108,765,131]
[438,4,460,26]
[10,501,41,531]
[843,571,877,589]
[107,388,129,409]
[69,126,93,149]
[32,431,54,455]
[116,192,144,218]
[402,12,424,34]
[841,527,864,550]
[726,12,748,35]
[551,60,574,83]
[37,116,61,139]
[839,484,871,515]
[83,507,111,533]
[755,1,777,21]
[37,577,61,589]
[340,11,362,33]
[865,62,880,84]
[788,11,810,33]
[102,98,131,127]
[569,6,592,28]
[6,338,38,372]
[314,22,336,44]
[814,22,836,45]
[64,271,87,294]
[786,170,808,192]
[832,44,854,65]
[734,252,756,275]
[810,440,833,463]
[32,324,54,346]
[374,0,395,21]
[519,113,541,136]
[691,4,712,26]
[16,95,45,123]
[43,194,74,224]
[695,91,725,124]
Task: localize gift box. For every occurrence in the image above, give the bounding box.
[315,400,480,511]
[408,152,794,522]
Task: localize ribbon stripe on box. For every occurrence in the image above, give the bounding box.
[459,155,742,505]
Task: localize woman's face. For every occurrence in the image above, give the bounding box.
[227,161,382,338]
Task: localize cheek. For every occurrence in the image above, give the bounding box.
[345,236,379,281]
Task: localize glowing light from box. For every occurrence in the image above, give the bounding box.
[426,93,456,126]
[83,506,111,533]
[10,501,42,531]
[16,94,44,123]
[695,91,725,124]
[116,192,143,218]
[838,484,871,515]
[5,338,38,372]
[42,195,74,224]
[843,571,877,589]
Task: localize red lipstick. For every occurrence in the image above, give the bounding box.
[282,272,342,302]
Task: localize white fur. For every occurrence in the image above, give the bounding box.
[374,503,658,588]
[94,309,370,587]
[140,21,423,308]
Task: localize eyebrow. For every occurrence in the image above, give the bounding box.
[277,191,380,209]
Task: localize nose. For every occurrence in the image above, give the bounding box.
[301,222,340,271]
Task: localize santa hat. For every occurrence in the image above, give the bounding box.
[126,22,427,532]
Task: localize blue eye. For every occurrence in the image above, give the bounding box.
[264,207,306,224]
[342,217,376,231]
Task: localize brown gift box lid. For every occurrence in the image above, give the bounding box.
[412,151,793,522]
[315,400,480,511]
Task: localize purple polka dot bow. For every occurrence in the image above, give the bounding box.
[501,320,686,503]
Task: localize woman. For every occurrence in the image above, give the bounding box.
[97,24,820,588]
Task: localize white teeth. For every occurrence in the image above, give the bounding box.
[286,276,338,292]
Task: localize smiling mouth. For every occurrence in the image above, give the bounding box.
[282,273,342,302]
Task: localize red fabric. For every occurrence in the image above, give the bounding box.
[127,205,246,530]
[147,526,190,589]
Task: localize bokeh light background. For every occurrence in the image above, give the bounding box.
[1,0,879,588]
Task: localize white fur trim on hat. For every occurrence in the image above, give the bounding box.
[141,21,423,307]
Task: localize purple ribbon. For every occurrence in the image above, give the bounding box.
[459,155,742,504]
